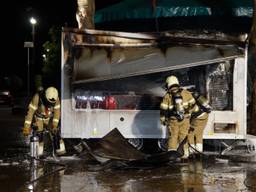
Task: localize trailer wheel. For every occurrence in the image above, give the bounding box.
[157,139,168,151]
[128,138,144,150]
[246,137,256,153]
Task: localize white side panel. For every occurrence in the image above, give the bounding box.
[233,57,247,137]
[109,110,165,138]
[203,56,247,139]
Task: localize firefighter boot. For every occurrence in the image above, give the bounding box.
[56,139,66,156]
[182,147,189,159]
[189,144,196,155]
[196,143,203,153]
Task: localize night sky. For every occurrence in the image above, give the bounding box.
[2,0,121,83]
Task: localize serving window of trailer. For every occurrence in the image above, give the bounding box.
[72,60,234,112]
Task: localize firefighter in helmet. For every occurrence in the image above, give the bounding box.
[160,76,196,159]
[22,87,65,156]
[188,91,211,154]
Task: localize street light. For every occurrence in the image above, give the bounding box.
[30,17,37,43]
[29,17,37,96]
[24,17,37,97]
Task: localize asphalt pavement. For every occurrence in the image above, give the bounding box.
[0,106,256,192]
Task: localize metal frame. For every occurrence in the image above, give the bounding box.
[61,29,247,140]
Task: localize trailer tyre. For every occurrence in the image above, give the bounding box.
[157,139,168,151]
[128,138,144,150]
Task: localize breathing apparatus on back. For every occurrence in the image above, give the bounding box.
[165,76,185,121]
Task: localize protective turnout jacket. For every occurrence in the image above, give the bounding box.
[160,88,195,124]
[24,93,61,130]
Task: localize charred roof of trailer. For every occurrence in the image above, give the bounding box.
[63,28,248,52]
[63,28,248,48]
[65,0,255,47]
[62,28,246,84]
[63,1,253,84]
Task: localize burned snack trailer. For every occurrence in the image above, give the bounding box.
[61,28,248,149]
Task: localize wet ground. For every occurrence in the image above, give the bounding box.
[0,105,256,192]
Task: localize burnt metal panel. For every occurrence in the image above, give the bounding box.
[72,45,242,83]
[62,28,246,84]
[83,128,184,164]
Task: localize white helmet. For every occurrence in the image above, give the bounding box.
[45,87,58,103]
[166,75,179,89]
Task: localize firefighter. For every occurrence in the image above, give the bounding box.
[160,76,196,159]
[76,0,95,29]
[22,87,65,157]
[188,91,212,154]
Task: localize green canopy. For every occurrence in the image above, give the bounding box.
[95,0,253,23]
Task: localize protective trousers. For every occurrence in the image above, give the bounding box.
[188,113,208,152]
[32,117,52,156]
[189,114,208,144]
[168,118,190,157]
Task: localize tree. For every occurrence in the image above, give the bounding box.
[42,26,61,89]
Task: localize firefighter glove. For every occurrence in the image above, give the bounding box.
[176,112,184,121]
[205,107,212,113]
[23,127,31,136]
[51,127,58,135]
